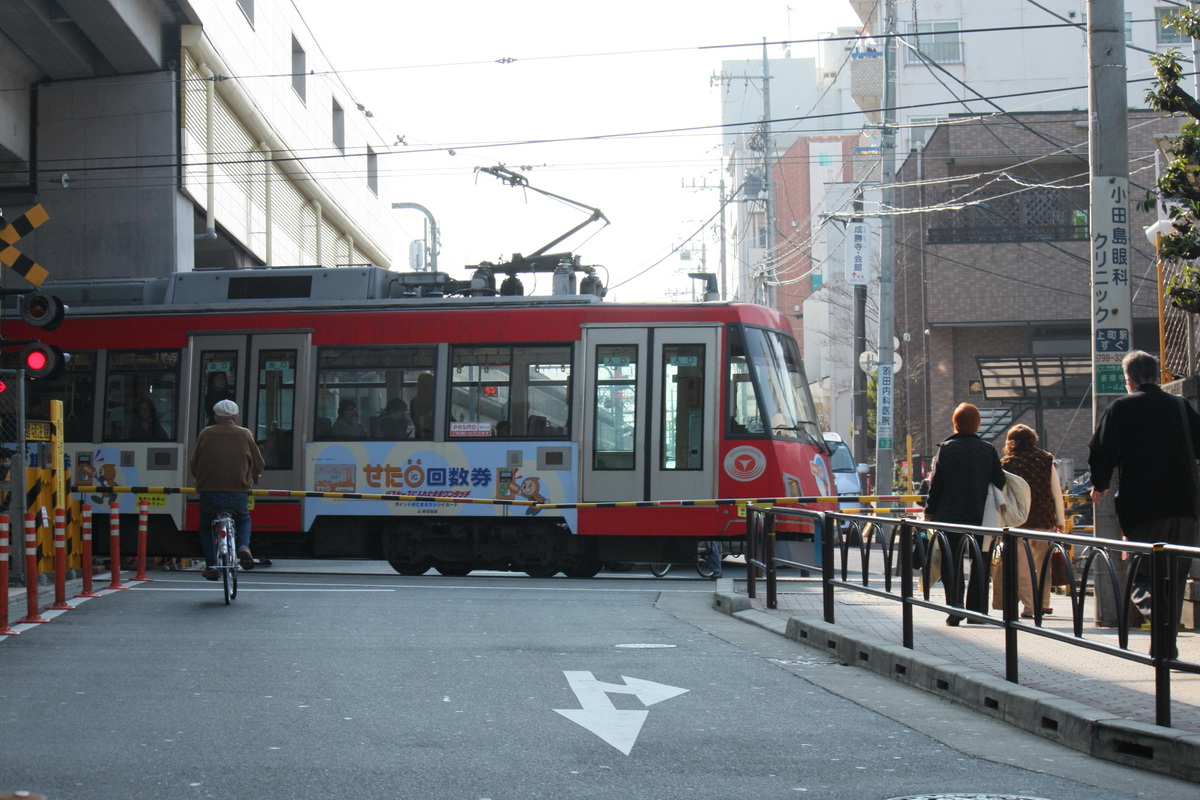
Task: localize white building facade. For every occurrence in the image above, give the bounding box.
[0,0,395,283]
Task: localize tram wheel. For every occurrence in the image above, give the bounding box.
[563,562,601,579]
[386,556,430,576]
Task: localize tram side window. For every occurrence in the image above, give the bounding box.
[104,351,180,442]
[593,344,637,469]
[449,345,571,439]
[21,351,97,442]
[256,349,296,470]
[727,328,762,435]
[200,353,237,432]
[735,326,819,443]
[661,344,704,470]
[315,346,435,440]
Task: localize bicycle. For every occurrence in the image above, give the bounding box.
[696,539,743,578]
[212,509,239,604]
[696,541,718,578]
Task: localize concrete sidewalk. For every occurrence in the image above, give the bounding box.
[713,573,1200,782]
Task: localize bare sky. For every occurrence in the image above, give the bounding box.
[289,0,862,301]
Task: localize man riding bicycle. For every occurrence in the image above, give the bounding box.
[190,399,264,580]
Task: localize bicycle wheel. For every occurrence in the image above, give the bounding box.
[695,544,715,578]
[650,563,671,577]
[216,517,234,605]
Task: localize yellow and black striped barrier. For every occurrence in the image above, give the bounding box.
[75,486,925,511]
[74,485,537,507]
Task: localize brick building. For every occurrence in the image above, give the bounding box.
[893,111,1180,477]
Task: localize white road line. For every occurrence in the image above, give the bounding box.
[133,587,396,592]
[127,577,712,594]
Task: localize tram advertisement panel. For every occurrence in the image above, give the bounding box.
[303,441,578,530]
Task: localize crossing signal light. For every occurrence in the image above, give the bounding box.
[20,342,65,380]
[19,291,66,331]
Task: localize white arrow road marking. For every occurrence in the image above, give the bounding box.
[553,671,688,755]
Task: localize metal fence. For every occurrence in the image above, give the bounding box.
[745,507,1200,728]
[0,369,25,580]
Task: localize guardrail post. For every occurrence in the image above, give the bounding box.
[765,511,777,610]
[17,513,48,624]
[1151,542,1172,727]
[746,507,758,600]
[1002,530,1020,683]
[821,513,836,624]
[0,515,17,635]
[47,508,72,610]
[76,504,100,598]
[899,520,913,649]
[132,500,150,582]
[104,502,125,590]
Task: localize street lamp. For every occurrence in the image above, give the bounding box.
[391,202,439,272]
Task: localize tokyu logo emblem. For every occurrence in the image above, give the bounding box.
[724,446,766,481]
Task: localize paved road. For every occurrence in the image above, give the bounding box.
[1,563,1196,799]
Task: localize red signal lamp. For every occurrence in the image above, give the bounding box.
[20,342,65,380]
[19,291,67,331]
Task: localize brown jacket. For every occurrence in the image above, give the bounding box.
[1002,446,1065,530]
[189,421,264,492]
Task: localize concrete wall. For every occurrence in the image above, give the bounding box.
[32,73,180,280]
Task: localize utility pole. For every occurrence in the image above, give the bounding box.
[683,177,729,300]
[853,263,868,475]
[1088,0,1130,623]
[719,178,727,300]
[712,48,773,304]
[761,39,775,309]
[874,0,898,494]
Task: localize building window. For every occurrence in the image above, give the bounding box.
[367,147,378,195]
[332,99,345,153]
[291,36,306,102]
[237,0,254,25]
[908,115,949,148]
[1157,7,1190,45]
[903,20,963,65]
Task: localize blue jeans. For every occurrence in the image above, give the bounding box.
[198,492,251,567]
[706,541,722,576]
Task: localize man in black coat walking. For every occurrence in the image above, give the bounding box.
[1089,350,1200,656]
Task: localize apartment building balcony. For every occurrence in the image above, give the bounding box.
[850,51,883,123]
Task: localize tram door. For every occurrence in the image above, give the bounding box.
[188,332,313,492]
[581,325,719,502]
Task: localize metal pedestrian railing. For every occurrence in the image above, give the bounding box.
[745,506,1200,728]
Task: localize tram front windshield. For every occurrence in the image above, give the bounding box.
[730,326,820,444]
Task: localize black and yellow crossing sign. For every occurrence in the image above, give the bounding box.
[0,204,50,286]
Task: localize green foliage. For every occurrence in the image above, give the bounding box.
[1147,10,1200,315]
[865,370,877,455]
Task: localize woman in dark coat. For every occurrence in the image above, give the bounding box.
[924,403,1005,625]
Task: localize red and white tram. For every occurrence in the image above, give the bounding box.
[12,262,834,576]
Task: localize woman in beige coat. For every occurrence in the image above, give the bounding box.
[999,424,1066,617]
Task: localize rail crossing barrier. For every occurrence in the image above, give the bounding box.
[3,486,919,632]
